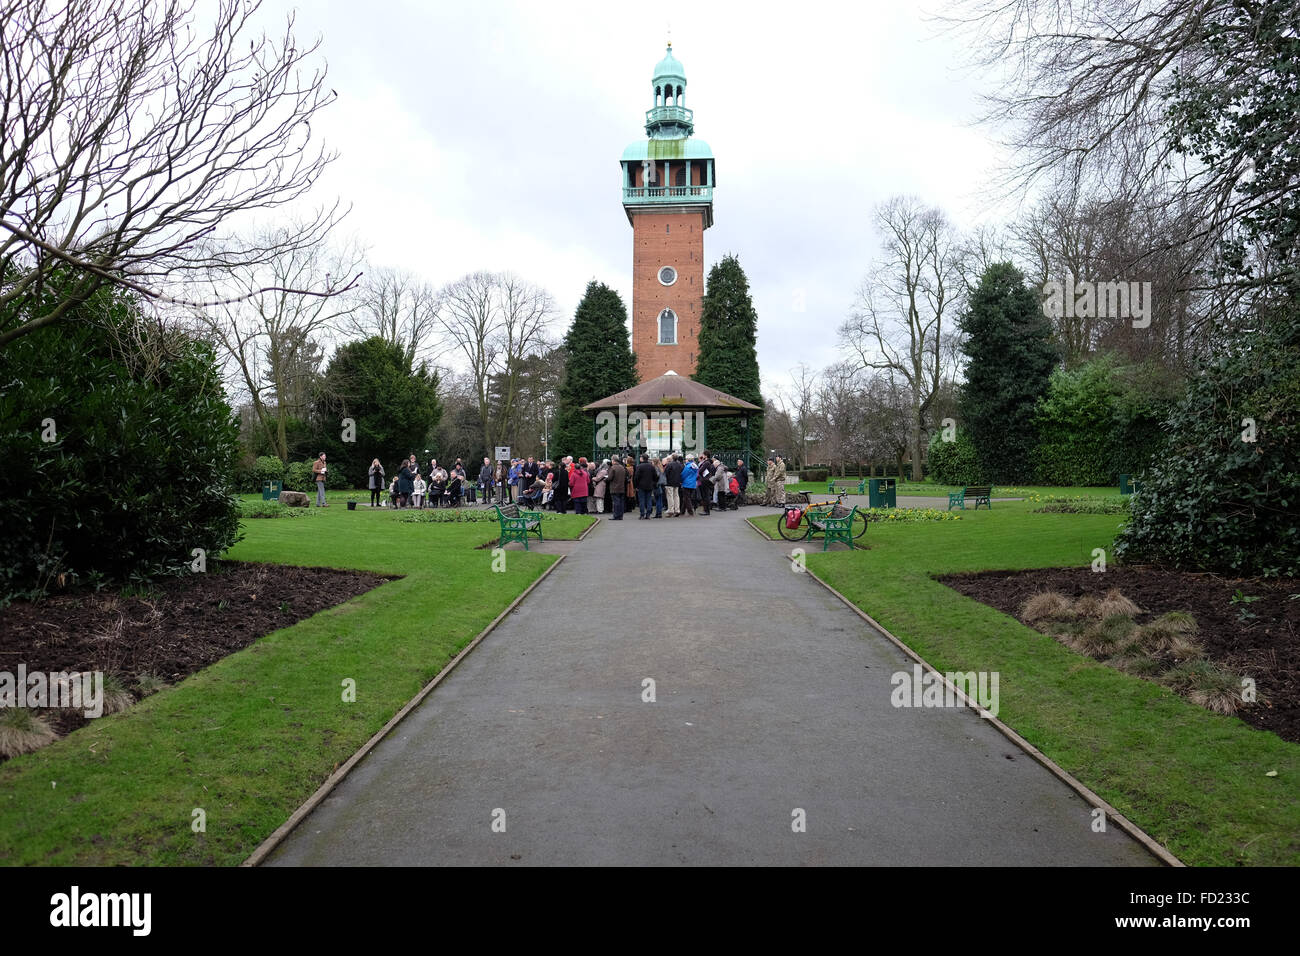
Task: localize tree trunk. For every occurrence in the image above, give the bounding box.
[909,399,923,484]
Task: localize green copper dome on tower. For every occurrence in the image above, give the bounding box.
[643,42,695,139]
[653,43,686,87]
[620,43,715,229]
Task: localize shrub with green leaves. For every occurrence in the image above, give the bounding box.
[926,428,986,486]
[282,457,348,492]
[1034,496,1131,515]
[250,455,286,492]
[862,507,962,523]
[239,500,317,519]
[0,283,242,598]
[1115,312,1300,576]
[1032,355,1182,486]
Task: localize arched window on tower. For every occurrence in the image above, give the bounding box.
[655,85,662,106]
[674,165,686,187]
[659,309,677,345]
[676,85,683,105]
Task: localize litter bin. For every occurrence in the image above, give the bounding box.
[868,477,897,509]
[262,479,283,501]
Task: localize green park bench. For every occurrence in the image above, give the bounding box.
[807,503,860,551]
[828,479,866,495]
[948,486,993,510]
[494,503,544,550]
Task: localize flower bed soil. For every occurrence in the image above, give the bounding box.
[939,566,1300,744]
[0,561,393,746]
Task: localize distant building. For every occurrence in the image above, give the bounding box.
[620,43,715,382]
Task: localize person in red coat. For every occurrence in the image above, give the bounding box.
[569,457,590,514]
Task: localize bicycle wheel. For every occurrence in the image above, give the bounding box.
[851,510,869,538]
[777,507,810,541]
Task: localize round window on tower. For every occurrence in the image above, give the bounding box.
[658,266,678,286]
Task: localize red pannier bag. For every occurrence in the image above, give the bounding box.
[786,508,803,529]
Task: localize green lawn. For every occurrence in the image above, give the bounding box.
[0,504,594,865]
[752,502,1300,866]
[781,480,1123,499]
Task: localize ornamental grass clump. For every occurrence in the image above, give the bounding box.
[0,708,57,759]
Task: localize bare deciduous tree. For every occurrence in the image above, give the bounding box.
[439,272,556,458]
[956,0,1294,296]
[817,361,872,477]
[1014,184,1221,369]
[194,224,363,460]
[771,363,821,469]
[342,267,444,368]
[841,196,964,478]
[0,0,354,349]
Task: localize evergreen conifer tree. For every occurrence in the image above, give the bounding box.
[693,254,763,454]
[553,281,637,459]
[957,262,1059,483]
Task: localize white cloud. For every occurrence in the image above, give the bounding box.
[258,0,1020,382]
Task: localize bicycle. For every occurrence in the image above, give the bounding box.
[777,492,868,541]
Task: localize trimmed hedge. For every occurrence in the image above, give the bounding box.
[926,429,986,486]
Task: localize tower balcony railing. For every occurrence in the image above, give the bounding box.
[623,185,713,203]
[645,105,693,126]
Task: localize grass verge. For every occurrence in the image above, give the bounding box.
[751,502,1299,866]
[0,507,595,865]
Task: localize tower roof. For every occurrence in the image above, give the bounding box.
[620,138,714,162]
[653,44,686,85]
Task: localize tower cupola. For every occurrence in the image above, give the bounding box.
[648,43,692,137]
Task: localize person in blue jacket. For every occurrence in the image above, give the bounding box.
[680,453,698,517]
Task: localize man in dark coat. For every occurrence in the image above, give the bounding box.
[735,458,748,509]
[608,457,628,520]
[696,452,714,515]
[633,454,657,519]
[552,456,570,513]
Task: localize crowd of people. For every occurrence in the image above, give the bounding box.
[355,449,791,517]
[508,451,750,520]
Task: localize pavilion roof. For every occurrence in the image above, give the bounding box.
[583,371,760,416]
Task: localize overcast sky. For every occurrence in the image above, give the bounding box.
[261,0,1019,398]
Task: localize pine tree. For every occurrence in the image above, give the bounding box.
[957,262,1059,483]
[553,281,637,459]
[693,254,763,453]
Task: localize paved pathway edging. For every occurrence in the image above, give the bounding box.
[794,555,1183,867]
[242,552,570,867]
[747,514,1178,865]
[262,508,1161,866]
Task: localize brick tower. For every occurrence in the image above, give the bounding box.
[620,43,715,382]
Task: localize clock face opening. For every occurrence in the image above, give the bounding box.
[658,266,678,286]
